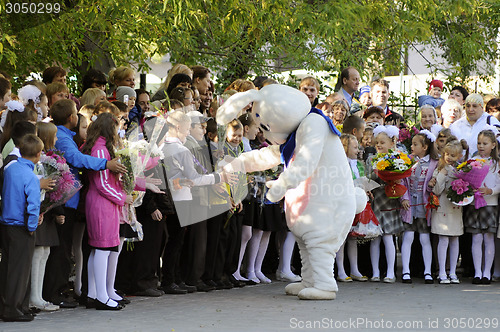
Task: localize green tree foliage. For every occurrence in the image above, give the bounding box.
[0,0,498,90]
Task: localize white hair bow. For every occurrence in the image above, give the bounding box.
[373,125,399,139]
[419,129,436,142]
[18,85,42,105]
[1,100,25,128]
[430,124,443,138]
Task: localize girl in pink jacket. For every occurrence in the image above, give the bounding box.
[82,113,132,310]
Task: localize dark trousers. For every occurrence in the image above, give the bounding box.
[161,212,186,286]
[202,213,225,282]
[80,227,91,297]
[0,225,35,318]
[43,207,76,303]
[181,220,207,285]
[117,206,166,293]
[213,212,243,281]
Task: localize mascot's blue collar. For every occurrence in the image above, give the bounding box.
[279,107,341,167]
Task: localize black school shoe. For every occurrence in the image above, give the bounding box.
[162,283,188,295]
[482,277,491,285]
[227,274,246,288]
[401,273,412,284]
[56,300,78,308]
[134,288,163,297]
[3,313,34,322]
[195,281,216,292]
[86,297,96,309]
[472,277,482,284]
[214,280,233,290]
[177,282,197,293]
[95,299,124,311]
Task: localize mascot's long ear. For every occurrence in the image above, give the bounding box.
[216,89,262,125]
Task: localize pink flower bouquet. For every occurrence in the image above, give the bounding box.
[446,179,474,205]
[39,150,82,214]
[446,159,490,207]
[456,159,490,208]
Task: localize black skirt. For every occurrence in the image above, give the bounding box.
[35,213,59,247]
[242,198,258,227]
[254,203,286,232]
[90,245,119,252]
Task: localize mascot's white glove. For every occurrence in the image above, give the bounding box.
[266,179,288,203]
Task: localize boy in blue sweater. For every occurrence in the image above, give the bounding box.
[0,134,44,322]
[43,99,126,307]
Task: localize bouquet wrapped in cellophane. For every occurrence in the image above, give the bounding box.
[39,150,82,214]
[115,118,166,242]
[447,158,489,207]
[372,150,415,198]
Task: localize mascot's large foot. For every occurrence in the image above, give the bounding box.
[285,282,306,296]
[297,287,336,300]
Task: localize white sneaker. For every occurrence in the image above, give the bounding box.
[33,301,59,311]
[439,277,451,284]
[276,271,302,282]
[449,275,460,284]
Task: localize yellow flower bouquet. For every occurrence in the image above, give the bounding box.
[372,150,415,198]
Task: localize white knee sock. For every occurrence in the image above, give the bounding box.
[483,233,495,279]
[39,247,50,304]
[279,231,296,275]
[107,251,121,301]
[401,231,414,276]
[87,250,96,299]
[347,238,362,277]
[234,225,252,281]
[93,249,117,306]
[472,234,484,278]
[370,237,381,278]
[437,236,449,278]
[30,246,44,306]
[335,241,348,279]
[247,229,263,282]
[383,235,396,279]
[420,233,432,276]
[449,237,459,276]
[72,223,85,296]
[255,231,271,283]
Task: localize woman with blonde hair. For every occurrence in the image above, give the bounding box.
[108,66,136,101]
[80,88,106,107]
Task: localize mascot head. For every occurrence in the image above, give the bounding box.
[216,84,311,145]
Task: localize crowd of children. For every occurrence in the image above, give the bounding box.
[0,65,499,323]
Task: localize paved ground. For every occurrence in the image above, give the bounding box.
[2,277,500,332]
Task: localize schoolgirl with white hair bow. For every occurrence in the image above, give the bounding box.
[400,129,440,284]
[366,125,405,283]
[18,84,49,122]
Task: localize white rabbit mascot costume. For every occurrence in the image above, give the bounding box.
[217,84,366,300]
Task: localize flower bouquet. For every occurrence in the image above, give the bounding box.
[39,150,82,214]
[425,192,440,217]
[446,178,474,206]
[116,119,167,242]
[350,202,382,241]
[447,159,490,207]
[398,126,419,153]
[372,150,415,198]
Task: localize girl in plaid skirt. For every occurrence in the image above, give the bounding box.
[464,129,500,284]
[366,125,404,283]
[400,130,439,284]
